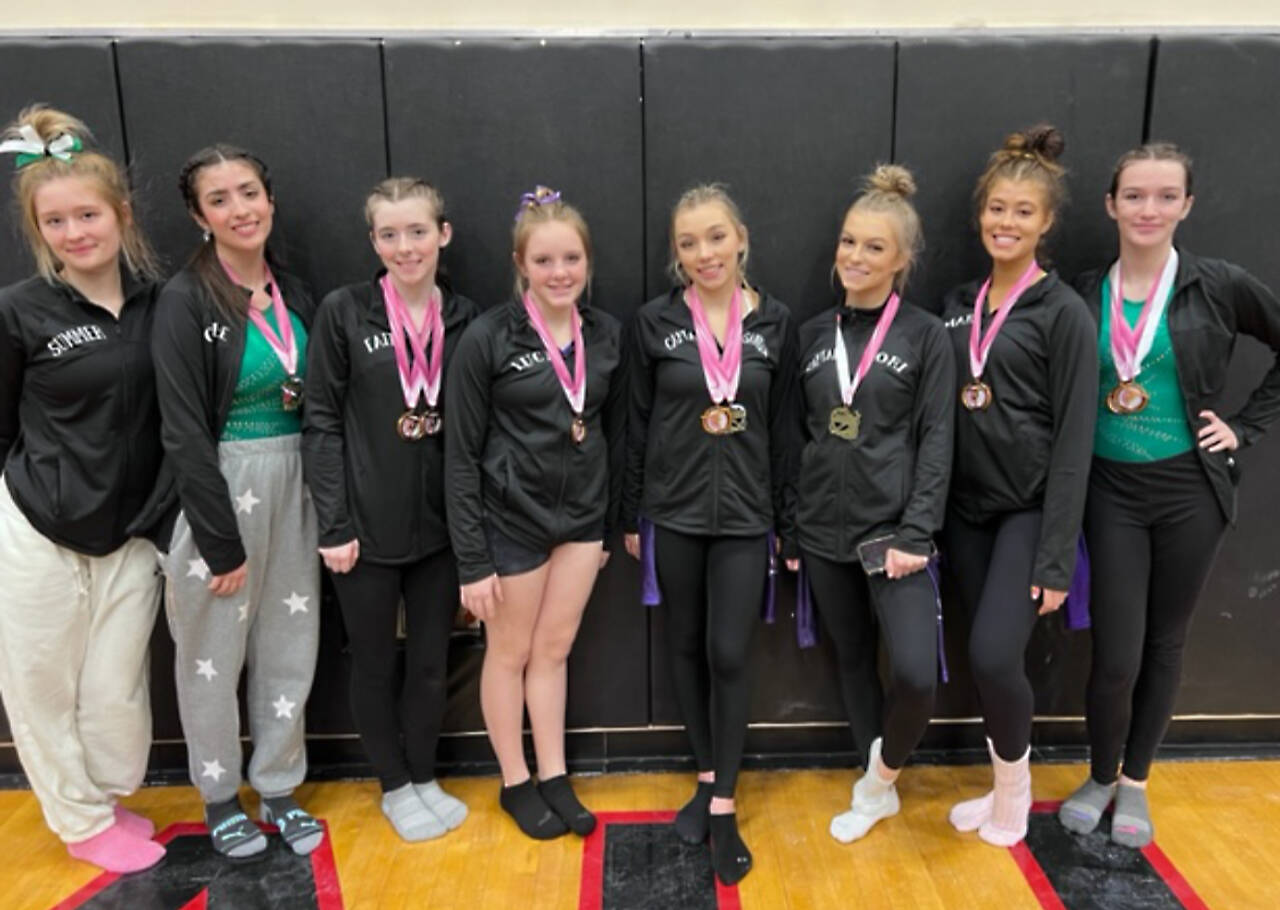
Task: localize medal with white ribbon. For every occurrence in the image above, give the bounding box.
[830,293,901,440]
[522,292,588,444]
[962,259,1042,411]
[1106,250,1178,416]
[223,261,302,411]
[381,275,444,441]
[686,286,747,435]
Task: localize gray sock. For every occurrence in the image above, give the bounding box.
[205,797,267,859]
[413,780,468,831]
[382,783,447,842]
[1111,783,1154,848]
[1058,777,1116,835]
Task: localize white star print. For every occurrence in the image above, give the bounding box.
[234,488,261,515]
[273,694,297,720]
[187,558,210,581]
[237,602,250,622]
[195,658,217,682]
[201,759,225,782]
[283,591,309,615]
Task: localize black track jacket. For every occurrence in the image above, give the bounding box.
[792,300,954,563]
[622,288,798,544]
[941,271,1097,591]
[444,298,626,585]
[152,266,316,574]
[1074,249,1280,524]
[302,275,478,564]
[0,273,169,554]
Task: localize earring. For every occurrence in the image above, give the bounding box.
[202,230,212,243]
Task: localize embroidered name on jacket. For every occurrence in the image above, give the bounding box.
[661,327,771,358]
[363,331,393,354]
[47,323,108,356]
[804,346,912,375]
[508,350,550,372]
[943,313,974,329]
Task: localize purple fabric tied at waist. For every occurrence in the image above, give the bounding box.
[763,530,778,624]
[639,516,661,606]
[925,559,950,684]
[1064,533,1091,631]
[795,558,817,648]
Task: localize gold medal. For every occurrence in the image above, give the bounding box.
[571,416,587,444]
[961,380,992,411]
[701,405,733,435]
[829,405,860,440]
[421,408,442,436]
[1106,380,1150,415]
[728,402,748,433]
[281,375,305,412]
[397,411,426,441]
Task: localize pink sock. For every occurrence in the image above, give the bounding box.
[67,821,165,873]
[114,806,156,840]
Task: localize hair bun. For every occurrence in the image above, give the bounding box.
[5,104,91,147]
[865,164,917,199]
[1004,123,1065,163]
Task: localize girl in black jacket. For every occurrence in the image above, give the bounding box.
[1058,144,1280,847]
[0,105,166,874]
[623,185,797,886]
[445,187,625,841]
[153,145,322,860]
[941,126,1097,847]
[788,165,954,844]
[303,178,477,841]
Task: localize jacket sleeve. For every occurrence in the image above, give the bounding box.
[301,294,357,548]
[893,320,956,555]
[769,311,801,550]
[620,315,653,533]
[444,319,496,584]
[151,285,245,575]
[0,302,23,463]
[1033,293,1099,591]
[601,319,628,546]
[1224,264,1280,447]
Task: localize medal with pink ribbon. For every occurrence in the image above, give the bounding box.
[830,293,900,440]
[222,261,303,412]
[1105,250,1178,415]
[522,291,588,444]
[961,260,1042,411]
[686,286,747,435]
[381,275,444,440]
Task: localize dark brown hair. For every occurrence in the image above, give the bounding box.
[973,124,1068,258]
[1108,142,1194,197]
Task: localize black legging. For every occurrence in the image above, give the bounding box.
[942,509,1044,763]
[653,526,767,799]
[804,551,937,770]
[329,546,459,791]
[1084,452,1227,783]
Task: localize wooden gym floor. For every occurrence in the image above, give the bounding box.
[4,761,1279,909]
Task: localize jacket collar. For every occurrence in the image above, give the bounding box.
[364,270,467,330]
[655,284,774,329]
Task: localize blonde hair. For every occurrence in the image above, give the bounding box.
[843,164,923,292]
[364,176,448,228]
[667,183,749,286]
[511,185,592,297]
[5,104,158,283]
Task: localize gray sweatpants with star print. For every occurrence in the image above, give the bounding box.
[162,435,319,804]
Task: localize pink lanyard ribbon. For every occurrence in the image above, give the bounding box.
[835,293,900,406]
[522,292,586,415]
[222,261,298,376]
[1109,251,1177,382]
[381,275,444,410]
[685,286,744,404]
[969,260,1042,379]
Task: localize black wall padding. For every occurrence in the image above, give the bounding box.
[113,39,386,300]
[383,39,650,731]
[0,40,128,287]
[1147,36,1280,717]
[895,36,1151,313]
[641,39,895,728]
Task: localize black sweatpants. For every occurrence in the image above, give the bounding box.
[804,551,937,770]
[330,547,459,792]
[653,526,768,799]
[942,509,1045,763]
[1084,452,1227,783]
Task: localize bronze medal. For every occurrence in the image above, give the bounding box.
[701,405,733,435]
[961,379,992,411]
[281,374,305,412]
[1106,380,1150,415]
[397,410,425,441]
[728,402,748,433]
[421,408,443,436]
[829,405,860,440]
[571,416,587,445]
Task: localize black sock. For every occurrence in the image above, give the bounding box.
[499,779,568,840]
[709,812,752,886]
[675,781,714,844]
[537,774,596,836]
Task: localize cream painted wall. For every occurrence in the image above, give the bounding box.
[2,1,1278,33]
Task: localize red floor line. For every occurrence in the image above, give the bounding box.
[1008,842,1069,910]
[1141,842,1210,910]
